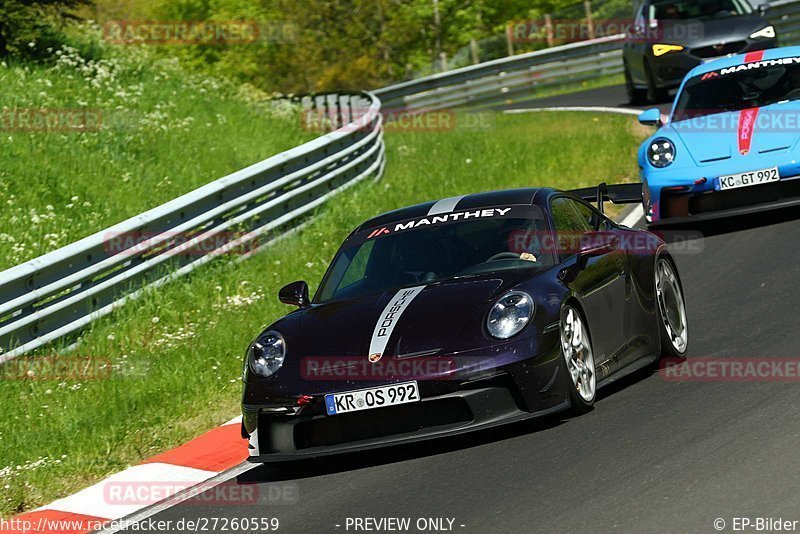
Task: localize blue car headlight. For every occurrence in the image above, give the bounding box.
[647,138,676,168]
[248,331,286,378]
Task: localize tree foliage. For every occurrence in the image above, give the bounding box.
[0,0,89,59]
[86,0,623,92]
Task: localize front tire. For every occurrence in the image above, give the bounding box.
[625,64,647,105]
[644,60,669,103]
[560,304,596,414]
[655,256,688,358]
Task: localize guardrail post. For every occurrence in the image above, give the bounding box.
[506,25,515,56]
[584,0,595,40]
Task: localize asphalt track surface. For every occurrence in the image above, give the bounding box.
[118,88,800,534]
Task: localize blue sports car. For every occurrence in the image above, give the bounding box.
[637,46,800,226]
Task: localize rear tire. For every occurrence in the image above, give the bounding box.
[560,304,596,415]
[644,60,669,104]
[655,256,688,359]
[625,64,647,105]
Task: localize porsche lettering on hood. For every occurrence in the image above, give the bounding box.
[665,102,800,164]
[368,285,426,363]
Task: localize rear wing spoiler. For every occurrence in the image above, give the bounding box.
[569,182,643,214]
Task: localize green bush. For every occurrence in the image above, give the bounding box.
[0,0,88,59]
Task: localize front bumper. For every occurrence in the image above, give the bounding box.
[648,175,800,226]
[243,347,568,462]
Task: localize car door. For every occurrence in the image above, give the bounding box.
[550,196,628,370]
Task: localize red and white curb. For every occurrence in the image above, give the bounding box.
[0,417,248,534]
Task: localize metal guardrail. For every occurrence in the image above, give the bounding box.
[770,0,800,45]
[3,1,800,361]
[375,0,800,111]
[0,92,385,363]
[374,34,626,110]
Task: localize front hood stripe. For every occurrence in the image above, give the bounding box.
[737,107,760,156]
[428,195,466,216]
[368,286,426,362]
[743,50,766,64]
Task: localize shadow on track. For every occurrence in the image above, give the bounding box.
[658,205,800,241]
[238,415,564,483]
[238,362,662,484]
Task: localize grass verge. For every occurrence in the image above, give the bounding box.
[0,111,647,517]
[499,73,625,107]
[0,40,313,270]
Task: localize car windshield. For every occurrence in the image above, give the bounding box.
[315,209,553,303]
[672,61,800,121]
[649,0,752,20]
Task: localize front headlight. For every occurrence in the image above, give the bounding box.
[750,26,775,39]
[248,331,286,378]
[486,291,534,339]
[647,138,676,168]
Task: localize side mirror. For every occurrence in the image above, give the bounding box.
[638,108,663,127]
[578,232,620,258]
[279,280,310,308]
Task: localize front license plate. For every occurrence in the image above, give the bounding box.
[325,381,419,416]
[716,167,779,191]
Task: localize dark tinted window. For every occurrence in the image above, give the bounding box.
[316,211,552,303]
[649,0,751,20]
[551,198,595,259]
[673,62,800,121]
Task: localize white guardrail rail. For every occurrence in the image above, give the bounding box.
[0,92,384,363]
[374,34,626,110]
[770,0,800,43]
[374,0,800,111]
[2,0,800,360]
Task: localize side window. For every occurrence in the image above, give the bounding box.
[634,3,646,30]
[551,198,593,258]
[573,200,600,230]
[339,240,374,287]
